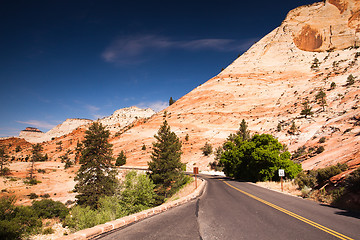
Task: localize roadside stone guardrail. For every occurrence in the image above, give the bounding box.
[57,178,206,240]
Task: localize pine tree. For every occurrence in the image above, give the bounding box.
[29,144,43,180]
[148,120,185,203]
[0,146,9,175]
[115,150,127,166]
[300,99,313,118]
[237,119,250,141]
[75,141,83,164]
[315,89,327,111]
[169,97,175,106]
[74,122,117,209]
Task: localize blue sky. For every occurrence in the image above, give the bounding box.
[0,0,317,137]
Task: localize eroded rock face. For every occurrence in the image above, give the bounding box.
[287,0,360,52]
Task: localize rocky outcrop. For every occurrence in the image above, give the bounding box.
[98,107,155,133]
[18,107,155,143]
[19,127,44,141]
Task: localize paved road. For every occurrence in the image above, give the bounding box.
[98,175,360,240]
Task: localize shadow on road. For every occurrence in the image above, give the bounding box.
[320,204,360,220]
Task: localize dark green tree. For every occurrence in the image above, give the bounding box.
[74,122,117,209]
[142,144,146,150]
[29,144,43,180]
[169,97,175,106]
[346,74,355,86]
[115,150,127,166]
[315,89,327,111]
[300,99,313,118]
[148,120,186,203]
[201,142,213,156]
[237,119,251,141]
[75,140,83,164]
[0,147,9,176]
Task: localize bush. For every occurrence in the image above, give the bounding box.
[142,144,146,150]
[316,146,325,154]
[43,227,54,234]
[0,196,42,239]
[295,170,317,189]
[0,167,11,176]
[65,171,157,231]
[40,194,50,198]
[29,193,39,199]
[201,142,213,156]
[344,167,360,192]
[330,82,336,89]
[32,199,69,220]
[346,74,355,86]
[318,137,326,143]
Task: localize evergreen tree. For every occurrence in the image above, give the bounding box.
[148,120,185,203]
[315,89,327,111]
[115,150,127,166]
[237,119,250,141]
[75,141,83,164]
[169,97,175,106]
[74,122,117,209]
[29,144,43,180]
[0,147,9,175]
[201,142,213,156]
[300,99,313,118]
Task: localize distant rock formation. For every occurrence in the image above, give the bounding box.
[18,107,155,143]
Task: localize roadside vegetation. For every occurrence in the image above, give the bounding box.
[218,120,302,182]
[294,164,360,210]
[0,120,190,237]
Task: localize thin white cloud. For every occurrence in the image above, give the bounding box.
[136,100,168,112]
[101,34,257,65]
[85,104,100,113]
[16,120,56,130]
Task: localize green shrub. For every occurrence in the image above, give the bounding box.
[142,144,146,150]
[345,167,360,192]
[0,167,11,176]
[295,170,317,189]
[316,146,325,154]
[43,227,54,234]
[318,137,326,143]
[346,74,355,86]
[330,82,336,89]
[201,142,213,156]
[32,199,69,220]
[29,193,39,199]
[0,196,42,239]
[40,193,50,198]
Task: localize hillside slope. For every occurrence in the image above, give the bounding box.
[109,0,360,171]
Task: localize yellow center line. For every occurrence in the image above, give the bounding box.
[222,180,354,240]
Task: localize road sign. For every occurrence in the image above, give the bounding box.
[278,169,285,177]
[193,167,199,174]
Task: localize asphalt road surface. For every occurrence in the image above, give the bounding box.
[98,175,360,240]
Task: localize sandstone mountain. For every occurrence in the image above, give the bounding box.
[17,106,155,143]
[3,0,360,174]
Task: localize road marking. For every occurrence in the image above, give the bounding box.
[222,180,354,240]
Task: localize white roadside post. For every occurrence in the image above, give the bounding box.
[278,169,285,192]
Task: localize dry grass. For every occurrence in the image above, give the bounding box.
[255,180,302,197]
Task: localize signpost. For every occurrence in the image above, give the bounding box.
[193,167,199,189]
[278,169,285,192]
